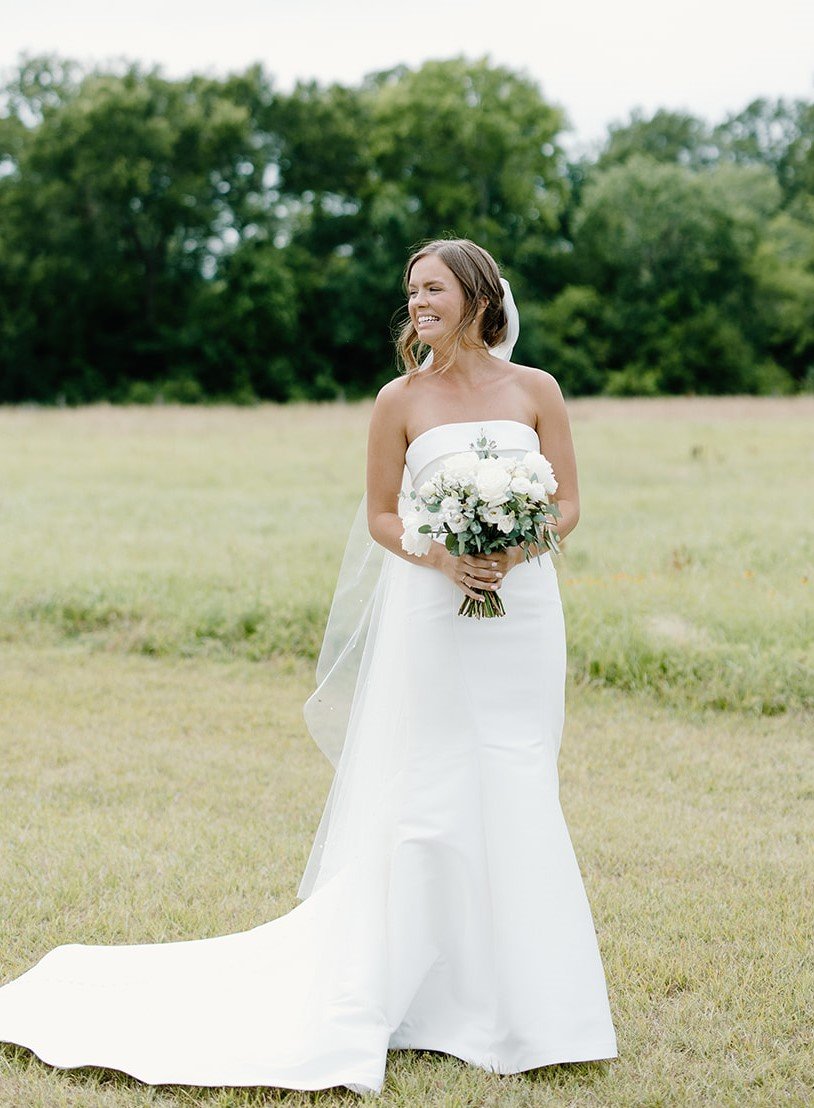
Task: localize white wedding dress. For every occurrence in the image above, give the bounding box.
[0,419,617,1094]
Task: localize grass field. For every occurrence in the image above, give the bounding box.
[0,398,812,1106]
[0,398,810,712]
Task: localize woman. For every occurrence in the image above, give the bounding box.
[0,239,616,1094]
[368,239,580,601]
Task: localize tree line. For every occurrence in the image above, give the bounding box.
[0,54,812,403]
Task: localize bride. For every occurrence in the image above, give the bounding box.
[0,238,617,1094]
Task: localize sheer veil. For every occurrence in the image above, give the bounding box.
[298,278,520,898]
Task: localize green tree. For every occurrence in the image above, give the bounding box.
[278,57,571,391]
[597,108,717,170]
[0,58,280,401]
[519,286,609,395]
[714,97,814,203]
[2,53,812,403]
[367,57,568,257]
[750,198,814,387]
[572,156,773,393]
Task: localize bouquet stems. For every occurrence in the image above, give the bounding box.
[458,589,506,618]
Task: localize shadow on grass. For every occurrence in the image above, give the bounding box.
[1,1040,613,1105]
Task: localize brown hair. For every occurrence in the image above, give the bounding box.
[396,238,508,378]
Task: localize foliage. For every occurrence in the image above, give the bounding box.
[596,108,719,171]
[572,158,796,393]
[1,54,814,401]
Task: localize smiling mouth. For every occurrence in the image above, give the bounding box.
[417,315,440,325]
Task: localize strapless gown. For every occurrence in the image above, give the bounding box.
[0,420,617,1094]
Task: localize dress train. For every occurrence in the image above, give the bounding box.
[0,420,617,1093]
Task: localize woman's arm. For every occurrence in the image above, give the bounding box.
[532,369,580,544]
[365,380,435,566]
[366,380,499,603]
[500,370,580,572]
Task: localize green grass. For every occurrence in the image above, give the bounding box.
[0,398,812,1105]
[0,648,810,1107]
[562,399,813,715]
[0,399,810,712]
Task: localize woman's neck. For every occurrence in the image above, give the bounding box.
[432,344,497,388]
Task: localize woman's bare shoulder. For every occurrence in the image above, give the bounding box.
[373,370,432,419]
[508,361,561,390]
[374,373,412,407]
[370,375,412,442]
[509,362,565,406]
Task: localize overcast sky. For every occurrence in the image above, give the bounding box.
[4,0,813,150]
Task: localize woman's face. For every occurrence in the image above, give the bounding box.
[407,255,467,346]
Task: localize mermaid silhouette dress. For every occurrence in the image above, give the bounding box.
[0,420,617,1093]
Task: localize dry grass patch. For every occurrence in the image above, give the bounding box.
[1,647,811,1107]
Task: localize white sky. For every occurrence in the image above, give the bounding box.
[3,0,813,151]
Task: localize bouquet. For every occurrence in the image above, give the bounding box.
[400,430,561,618]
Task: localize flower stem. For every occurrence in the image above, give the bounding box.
[458,590,506,618]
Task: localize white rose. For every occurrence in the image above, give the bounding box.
[400,498,433,528]
[418,479,437,499]
[496,512,516,534]
[442,451,479,481]
[528,481,549,503]
[475,457,513,504]
[401,522,433,556]
[523,451,558,494]
[510,475,532,496]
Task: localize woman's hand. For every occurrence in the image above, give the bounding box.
[438,547,523,602]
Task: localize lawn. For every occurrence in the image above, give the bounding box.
[0,397,811,1106]
[0,397,810,712]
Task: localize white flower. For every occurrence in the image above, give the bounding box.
[510,475,532,496]
[446,509,469,534]
[523,451,558,494]
[528,481,549,503]
[418,478,437,499]
[496,512,516,534]
[399,494,433,527]
[442,451,479,481]
[475,457,513,505]
[401,522,433,556]
[479,504,505,524]
[440,495,461,515]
